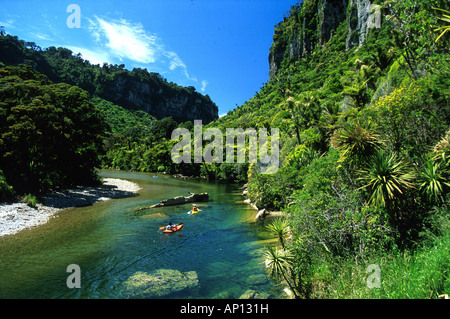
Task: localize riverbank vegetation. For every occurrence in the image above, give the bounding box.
[0,65,107,195]
[242,0,450,298]
[0,0,448,299]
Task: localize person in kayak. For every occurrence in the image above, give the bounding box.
[192,204,199,214]
[166,222,173,231]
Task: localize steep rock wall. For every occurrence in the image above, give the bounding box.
[269,0,376,79]
[102,73,218,124]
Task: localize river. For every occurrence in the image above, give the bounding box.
[0,170,280,298]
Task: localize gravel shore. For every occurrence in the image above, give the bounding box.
[0,178,141,237]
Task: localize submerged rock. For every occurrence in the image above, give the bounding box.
[246,274,269,287]
[239,289,271,299]
[140,212,168,219]
[119,269,199,298]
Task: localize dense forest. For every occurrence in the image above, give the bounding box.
[204,0,450,298]
[0,32,218,123]
[0,0,449,298]
[227,0,449,298]
[0,31,217,198]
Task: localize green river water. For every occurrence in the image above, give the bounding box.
[0,170,280,298]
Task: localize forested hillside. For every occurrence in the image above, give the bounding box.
[0,34,218,123]
[209,0,450,298]
[0,65,107,196]
[0,32,218,197]
[0,0,449,298]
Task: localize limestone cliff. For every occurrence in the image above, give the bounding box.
[101,72,218,124]
[0,36,219,124]
[269,0,377,79]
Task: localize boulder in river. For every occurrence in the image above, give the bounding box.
[239,289,271,299]
[246,274,269,287]
[149,192,209,208]
[119,269,199,298]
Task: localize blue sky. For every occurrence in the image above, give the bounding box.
[0,0,299,116]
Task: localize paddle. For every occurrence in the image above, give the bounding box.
[159,222,183,230]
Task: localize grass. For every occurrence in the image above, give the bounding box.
[310,232,450,299]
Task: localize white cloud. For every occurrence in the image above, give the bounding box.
[86,16,208,87]
[0,19,16,32]
[35,33,51,41]
[201,80,208,92]
[164,51,197,82]
[89,16,159,64]
[66,45,112,65]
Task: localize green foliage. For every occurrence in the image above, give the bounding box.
[434,7,450,42]
[0,65,107,194]
[266,218,291,249]
[0,169,14,201]
[311,231,450,298]
[263,245,300,298]
[247,165,302,210]
[22,193,38,208]
[239,0,449,298]
[287,150,394,259]
[418,157,450,203]
[433,130,450,167]
[0,33,218,124]
[357,150,416,208]
[363,74,450,162]
[331,120,384,167]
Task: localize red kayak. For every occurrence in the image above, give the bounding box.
[163,223,183,233]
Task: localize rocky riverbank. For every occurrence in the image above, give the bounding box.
[0,178,141,237]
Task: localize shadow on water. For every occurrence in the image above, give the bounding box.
[41,183,139,209]
[0,170,281,299]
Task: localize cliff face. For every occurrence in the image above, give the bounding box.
[0,36,219,124]
[102,73,218,124]
[269,0,375,79]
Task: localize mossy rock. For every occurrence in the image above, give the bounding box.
[239,289,271,299]
[119,269,199,298]
[246,274,269,287]
[140,212,168,219]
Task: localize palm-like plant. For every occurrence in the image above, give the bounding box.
[418,158,450,203]
[433,130,450,167]
[266,217,290,249]
[358,150,415,208]
[434,7,450,42]
[264,245,298,298]
[331,121,384,166]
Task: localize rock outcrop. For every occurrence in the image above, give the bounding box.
[119,269,199,298]
[0,38,219,124]
[134,193,209,211]
[150,192,209,208]
[102,72,218,123]
[269,0,377,79]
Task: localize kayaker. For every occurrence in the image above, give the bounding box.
[166,222,173,231]
[192,204,199,213]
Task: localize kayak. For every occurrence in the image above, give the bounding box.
[163,223,183,233]
[191,209,199,214]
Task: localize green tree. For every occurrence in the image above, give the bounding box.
[0,65,107,194]
[283,90,321,145]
